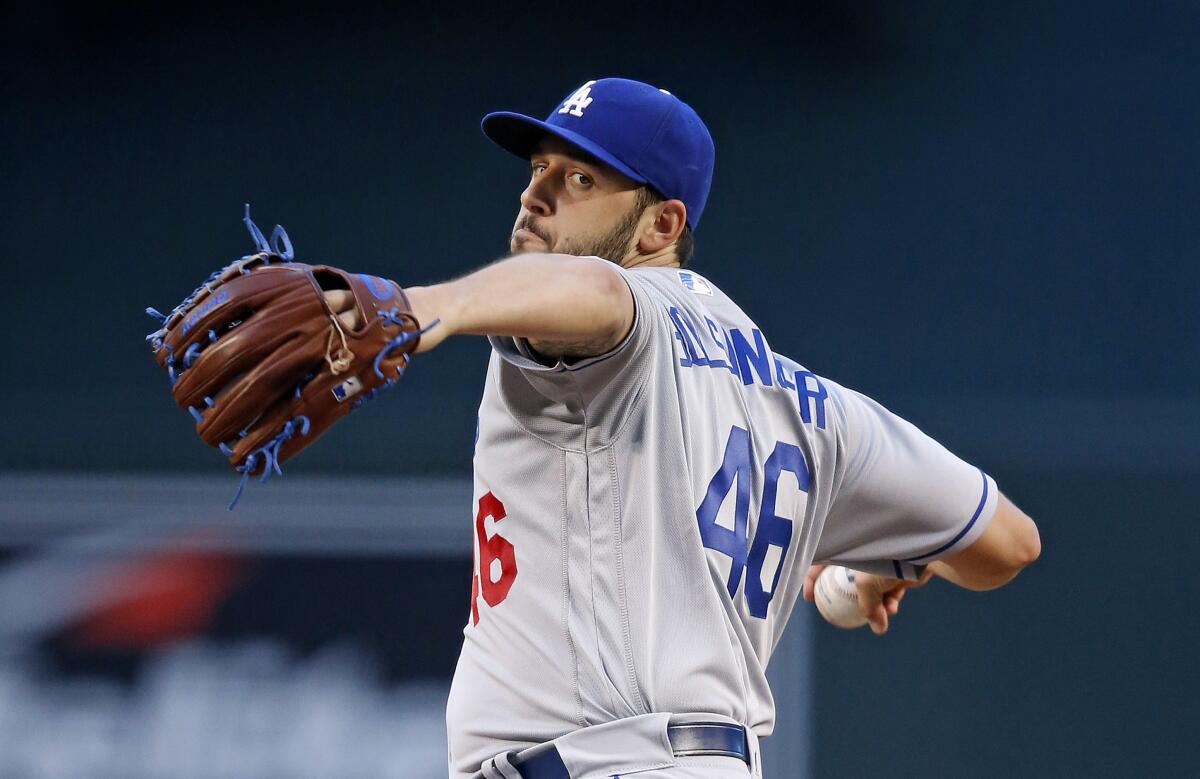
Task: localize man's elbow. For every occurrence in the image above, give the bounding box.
[939,499,1041,591]
[1013,515,1042,569]
[974,510,1041,590]
[1001,499,1041,571]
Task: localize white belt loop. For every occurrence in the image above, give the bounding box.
[554,712,674,777]
[745,729,763,779]
[480,752,523,779]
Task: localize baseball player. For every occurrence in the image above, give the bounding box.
[325,78,1041,778]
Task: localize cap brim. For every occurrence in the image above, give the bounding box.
[481,111,648,185]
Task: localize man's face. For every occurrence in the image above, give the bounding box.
[510,136,645,264]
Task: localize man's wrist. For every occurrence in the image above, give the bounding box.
[403,284,455,353]
[408,284,451,326]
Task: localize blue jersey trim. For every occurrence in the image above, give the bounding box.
[904,469,990,563]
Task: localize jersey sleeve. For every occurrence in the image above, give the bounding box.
[814,381,999,580]
[486,265,665,445]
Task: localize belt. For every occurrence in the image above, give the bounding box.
[508,722,749,779]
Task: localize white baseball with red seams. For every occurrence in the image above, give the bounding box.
[814,565,867,629]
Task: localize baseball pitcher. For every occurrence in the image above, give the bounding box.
[149,77,1041,778]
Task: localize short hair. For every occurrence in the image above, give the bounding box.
[635,187,695,267]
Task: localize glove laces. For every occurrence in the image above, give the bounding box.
[228,416,311,510]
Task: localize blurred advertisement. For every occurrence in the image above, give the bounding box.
[0,475,473,779]
[0,643,447,779]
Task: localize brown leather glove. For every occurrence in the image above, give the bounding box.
[146,206,423,506]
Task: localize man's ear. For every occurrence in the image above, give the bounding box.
[637,199,687,253]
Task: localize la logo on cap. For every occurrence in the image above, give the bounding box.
[558,80,597,117]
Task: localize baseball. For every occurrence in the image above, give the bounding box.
[814,565,868,629]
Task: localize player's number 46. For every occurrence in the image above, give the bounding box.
[696,426,810,618]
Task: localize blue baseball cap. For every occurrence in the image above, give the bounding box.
[481,78,716,229]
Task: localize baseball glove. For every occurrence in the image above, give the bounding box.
[145,206,427,506]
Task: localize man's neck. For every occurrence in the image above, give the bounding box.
[621,248,680,270]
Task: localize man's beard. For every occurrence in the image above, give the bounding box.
[514,206,641,264]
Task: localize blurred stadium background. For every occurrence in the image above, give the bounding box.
[1,1,1196,776]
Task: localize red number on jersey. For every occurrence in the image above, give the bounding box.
[470,491,518,624]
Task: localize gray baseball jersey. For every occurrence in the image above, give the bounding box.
[446,264,998,776]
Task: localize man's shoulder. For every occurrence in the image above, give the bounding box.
[619,267,738,317]
[622,266,718,295]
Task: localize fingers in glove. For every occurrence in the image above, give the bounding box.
[323,291,364,329]
[208,363,325,446]
[173,311,303,409]
[184,331,326,446]
[160,268,313,374]
[324,290,354,313]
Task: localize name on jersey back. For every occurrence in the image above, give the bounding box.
[666,305,827,429]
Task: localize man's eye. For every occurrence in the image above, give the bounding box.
[569,172,592,186]
[531,164,546,176]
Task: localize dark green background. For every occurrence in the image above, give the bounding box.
[3,1,1195,775]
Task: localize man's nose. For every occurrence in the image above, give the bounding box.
[519,177,553,217]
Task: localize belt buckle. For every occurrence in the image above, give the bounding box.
[667,721,750,763]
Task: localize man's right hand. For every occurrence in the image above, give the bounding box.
[849,568,933,635]
[803,564,932,635]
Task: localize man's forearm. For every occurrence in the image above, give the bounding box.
[925,559,1016,590]
[403,253,634,355]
